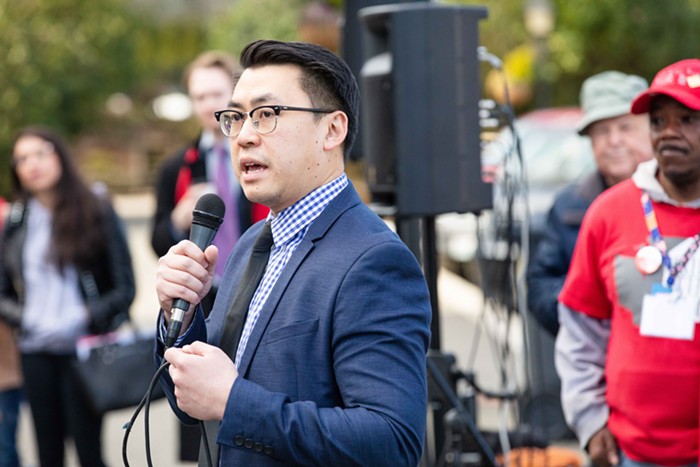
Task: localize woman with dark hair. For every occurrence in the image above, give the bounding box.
[0,126,135,466]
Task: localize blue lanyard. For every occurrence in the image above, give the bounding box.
[641,191,700,286]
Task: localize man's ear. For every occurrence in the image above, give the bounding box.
[323,111,348,152]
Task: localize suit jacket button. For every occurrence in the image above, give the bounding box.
[234,435,244,446]
[254,442,264,452]
[264,445,274,455]
[244,438,254,449]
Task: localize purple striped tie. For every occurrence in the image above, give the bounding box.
[213,144,239,277]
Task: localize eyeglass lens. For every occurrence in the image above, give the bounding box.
[219,107,277,137]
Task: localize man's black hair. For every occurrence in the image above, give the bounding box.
[240,40,360,159]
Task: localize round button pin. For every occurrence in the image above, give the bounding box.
[635,245,663,275]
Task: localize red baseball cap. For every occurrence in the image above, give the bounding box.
[631,59,700,114]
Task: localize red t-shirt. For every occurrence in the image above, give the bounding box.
[560,180,700,464]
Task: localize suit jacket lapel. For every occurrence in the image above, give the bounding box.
[236,240,313,376]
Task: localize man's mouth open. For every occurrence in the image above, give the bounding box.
[243,162,266,174]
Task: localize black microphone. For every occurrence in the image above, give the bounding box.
[165,193,225,348]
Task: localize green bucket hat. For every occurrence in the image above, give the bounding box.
[576,71,649,135]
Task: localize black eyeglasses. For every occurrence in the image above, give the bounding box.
[214,105,335,137]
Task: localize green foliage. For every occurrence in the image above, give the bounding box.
[0,0,213,195]
[444,0,529,54]
[0,0,147,193]
[0,0,136,132]
[546,0,700,106]
[447,0,700,110]
[131,22,208,91]
[554,0,700,80]
[206,0,307,58]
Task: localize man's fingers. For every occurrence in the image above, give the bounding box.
[603,432,619,465]
[181,341,211,356]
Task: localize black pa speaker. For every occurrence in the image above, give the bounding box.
[359,3,492,216]
[341,0,423,162]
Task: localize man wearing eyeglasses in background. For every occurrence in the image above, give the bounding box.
[153,40,432,466]
[151,50,268,313]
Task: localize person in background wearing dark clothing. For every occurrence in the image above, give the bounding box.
[155,40,432,466]
[0,195,21,467]
[557,59,700,467]
[151,51,268,311]
[527,71,652,335]
[0,126,135,467]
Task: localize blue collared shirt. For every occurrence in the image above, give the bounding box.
[234,173,348,365]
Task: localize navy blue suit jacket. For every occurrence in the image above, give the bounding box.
[526,170,607,335]
[159,183,432,466]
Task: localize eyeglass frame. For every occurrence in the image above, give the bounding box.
[214,105,335,137]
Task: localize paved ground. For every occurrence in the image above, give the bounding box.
[16,191,584,466]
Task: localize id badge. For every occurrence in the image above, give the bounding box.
[640,286,697,340]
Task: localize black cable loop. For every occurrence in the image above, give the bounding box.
[121,360,214,467]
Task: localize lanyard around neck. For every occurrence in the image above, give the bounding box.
[641,191,700,286]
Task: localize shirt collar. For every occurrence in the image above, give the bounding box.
[269,173,348,246]
[633,159,700,208]
[198,130,219,152]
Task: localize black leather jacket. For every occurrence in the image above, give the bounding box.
[0,199,135,335]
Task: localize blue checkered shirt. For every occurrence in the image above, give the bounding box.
[234,173,349,365]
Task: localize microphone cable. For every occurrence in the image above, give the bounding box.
[123,192,222,466]
[121,360,214,467]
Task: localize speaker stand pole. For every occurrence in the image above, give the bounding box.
[396,216,441,349]
[397,215,497,467]
[422,216,441,350]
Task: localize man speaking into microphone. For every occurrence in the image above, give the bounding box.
[154,40,432,466]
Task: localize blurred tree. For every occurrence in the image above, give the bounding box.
[552,0,700,102]
[0,0,219,193]
[447,0,700,111]
[0,0,133,134]
[0,0,155,193]
[206,0,306,57]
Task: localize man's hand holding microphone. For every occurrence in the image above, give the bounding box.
[156,193,238,421]
[158,193,224,347]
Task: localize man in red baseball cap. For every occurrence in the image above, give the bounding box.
[557,58,700,467]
